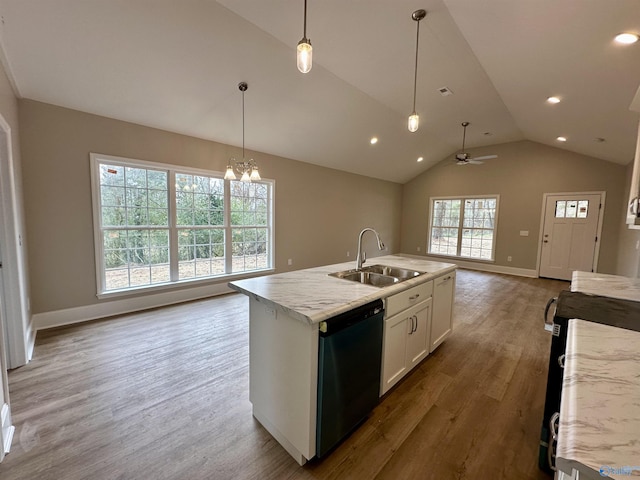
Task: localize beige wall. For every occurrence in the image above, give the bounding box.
[616,163,640,277]
[19,100,403,315]
[401,140,627,274]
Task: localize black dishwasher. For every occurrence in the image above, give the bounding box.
[316,299,384,458]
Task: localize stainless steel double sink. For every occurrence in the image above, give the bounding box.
[329,264,426,287]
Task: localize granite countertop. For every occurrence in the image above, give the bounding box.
[556,319,640,480]
[571,271,640,302]
[228,254,456,324]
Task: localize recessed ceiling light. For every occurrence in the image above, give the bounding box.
[370,137,378,145]
[547,96,561,104]
[615,33,639,45]
[417,157,424,162]
[557,136,567,142]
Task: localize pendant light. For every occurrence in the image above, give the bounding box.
[408,9,426,133]
[224,82,261,182]
[297,0,312,73]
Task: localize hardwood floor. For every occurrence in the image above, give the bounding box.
[0,270,567,480]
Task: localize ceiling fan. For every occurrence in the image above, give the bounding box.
[455,122,498,165]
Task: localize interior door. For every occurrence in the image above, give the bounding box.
[539,194,602,281]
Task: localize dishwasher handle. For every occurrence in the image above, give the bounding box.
[544,297,557,331]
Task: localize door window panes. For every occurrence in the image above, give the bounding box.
[555,199,589,219]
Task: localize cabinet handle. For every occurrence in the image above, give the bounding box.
[409,294,420,301]
[544,297,557,327]
[548,412,560,471]
[558,354,565,369]
[408,315,417,334]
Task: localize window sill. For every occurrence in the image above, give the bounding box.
[96,268,275,299]
[426,253,495,264]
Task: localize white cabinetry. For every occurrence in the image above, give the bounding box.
[430,271,455,352]
[380,281,433,395]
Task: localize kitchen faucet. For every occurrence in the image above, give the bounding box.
[356,228,385,270]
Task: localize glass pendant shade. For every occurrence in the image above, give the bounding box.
[224,164,237,180]
[240,170,251,182]
[249,166,261,181]
[408,112,419,133]
[297,40,312,73]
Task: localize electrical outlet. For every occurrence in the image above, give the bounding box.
[346,251,350,257]
[287,258,292,266]
[417,246,421,252]
[507,256,512,262]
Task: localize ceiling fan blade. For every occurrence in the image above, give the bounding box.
[456,160,468,165]
[467,160,484,165]
[469,154,497,161]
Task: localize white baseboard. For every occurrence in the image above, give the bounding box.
[1,403,15,462]
[33,283,234,331]
[424,256,538,278]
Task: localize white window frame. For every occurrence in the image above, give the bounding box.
[427,195,500,262]
[90,153,275,298]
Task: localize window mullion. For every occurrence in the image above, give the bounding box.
[224,180,232,274]
[456,200,464,257]
[169,170,179,281]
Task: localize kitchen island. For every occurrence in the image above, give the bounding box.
[229,254,456,465]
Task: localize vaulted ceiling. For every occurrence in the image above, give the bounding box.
[0,0,638,183]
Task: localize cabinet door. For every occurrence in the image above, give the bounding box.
[406,298,432,368]
[380,313,409,395]
[430,272,455,352]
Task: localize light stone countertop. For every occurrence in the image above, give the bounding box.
[556,319,640,480]
[228,254,457,324]
[571,271,640,302]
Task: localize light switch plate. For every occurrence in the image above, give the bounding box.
[519,230,529,236]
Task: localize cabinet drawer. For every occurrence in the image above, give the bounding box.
[385,281,433,318]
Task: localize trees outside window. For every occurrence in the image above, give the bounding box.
[428,196,498,261]
[91,154,274,295]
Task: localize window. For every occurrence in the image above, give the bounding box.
[91,154,273,295]
[555,199,589,218]
[428,196,498,261]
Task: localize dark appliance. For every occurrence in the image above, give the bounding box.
[316,299,384,458]
[539,290,640,473]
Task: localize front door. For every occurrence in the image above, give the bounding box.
[539,193,602,281]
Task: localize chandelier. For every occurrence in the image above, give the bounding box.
[224,82,261,182]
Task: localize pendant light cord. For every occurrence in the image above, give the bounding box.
[462,123,467,150]
[303,0,308,39]
[412,18,420,112]
[242,88,245,160]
